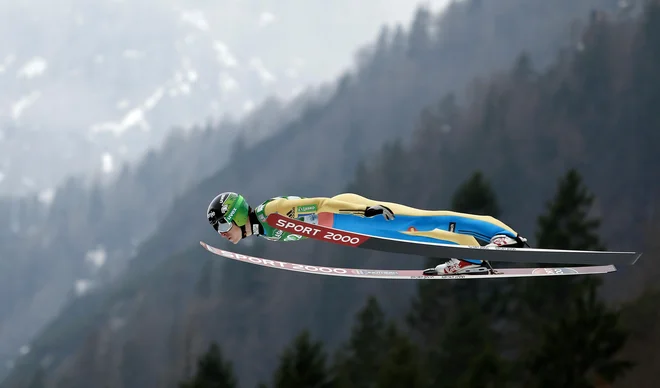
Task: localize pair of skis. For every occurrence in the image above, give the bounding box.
[200,213,642,280]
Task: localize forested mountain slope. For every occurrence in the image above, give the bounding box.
[1,0,643,387]
[0,89,320,378]
[166,2,660,386]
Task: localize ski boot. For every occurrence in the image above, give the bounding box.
[422,234,528,276]
[423,258,489,276]
[487,233,528,248]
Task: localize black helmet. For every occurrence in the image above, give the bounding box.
[207,192,250,233]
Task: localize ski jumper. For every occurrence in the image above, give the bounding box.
[253,193,519,263]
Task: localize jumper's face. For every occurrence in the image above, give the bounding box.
[219,222,242,244]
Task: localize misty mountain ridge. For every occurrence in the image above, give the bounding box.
[0,70,329,378]
[0,0,440,374]
[0,0,439,196]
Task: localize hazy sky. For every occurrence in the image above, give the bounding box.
[0,0,451,195]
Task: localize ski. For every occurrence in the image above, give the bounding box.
[200,241,617,279]
[265,213,642,266]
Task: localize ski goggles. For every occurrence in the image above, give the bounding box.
[209,213,234,233]
[214,217,234,233]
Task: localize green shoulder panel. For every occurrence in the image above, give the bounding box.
[253,196,319,242]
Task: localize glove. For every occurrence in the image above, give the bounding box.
[364,205,395,220]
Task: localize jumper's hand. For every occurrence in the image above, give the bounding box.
[364,205,395,220]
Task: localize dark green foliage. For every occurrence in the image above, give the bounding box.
[512,168,632,387]
[450,171,501,218]
[332,296,387,388]
[524,286,633,387]
[408,169,501,328]
[448,171,509,312]
[179,342,237,388]
[536,168,604,252]
[436,303,511,388]
[374,323,422,388]
[271,331,330,388]
[517,169,604,323]
[332,296,423,388]
[407,170,508,387]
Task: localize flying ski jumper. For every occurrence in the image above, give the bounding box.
[206,192,529,275]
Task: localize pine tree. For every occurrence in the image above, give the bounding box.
[536,169,604,252]
[375,322,423,388]
[408,170,502,337]
[511,51,535,83]
[525,285,633,387]
[450,171,500,218]
[446,171,507,312]
[272,330,330,388]
[179,342,237,388]
[522,168,604,317]
[407,171,507,385]
[407,6,432,61]
[515,168,632,386]
[433,302,510,388]
[332,296,387,388]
